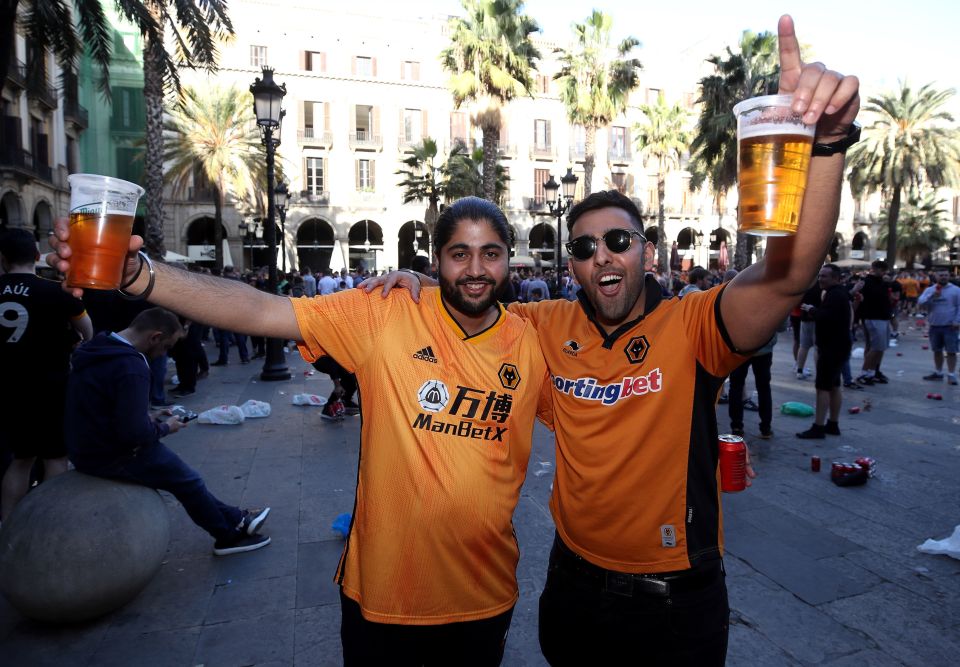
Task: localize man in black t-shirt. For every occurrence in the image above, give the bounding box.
[851,260,892,385]
[0,229,93,520]
[797,264,852,439]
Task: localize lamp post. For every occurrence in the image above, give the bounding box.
[275,181,289,274]
[250,67,291,381]
[239,218,262,271]
[542,168,578,296]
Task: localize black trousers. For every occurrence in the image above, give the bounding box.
[172,322,207,391]
[340,591,513,666]
[539,535,729,667]
[728,352,773,432]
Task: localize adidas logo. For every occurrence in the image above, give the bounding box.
[413,346,438,363]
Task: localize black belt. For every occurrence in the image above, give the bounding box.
[552,535,722,598]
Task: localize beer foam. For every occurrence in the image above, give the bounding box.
[739,122,815,140]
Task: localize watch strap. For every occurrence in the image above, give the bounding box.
[811,122,861,157]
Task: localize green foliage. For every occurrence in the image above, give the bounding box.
[445,146,511,206]
[553,10,641,128]
[7,0,232,99]
[877,190,951,265]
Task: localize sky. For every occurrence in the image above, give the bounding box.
[324,0,958,113]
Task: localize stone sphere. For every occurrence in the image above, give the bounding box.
[0,470,170,623]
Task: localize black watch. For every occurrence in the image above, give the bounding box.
[811,122,861,157]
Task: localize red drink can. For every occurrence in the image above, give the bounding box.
[719,434,747,492]
[811,456,821,472]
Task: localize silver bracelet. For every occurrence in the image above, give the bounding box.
[118,251,156,300]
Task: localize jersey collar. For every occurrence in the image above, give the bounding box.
[576,273,663,349]
[434,287,505,342]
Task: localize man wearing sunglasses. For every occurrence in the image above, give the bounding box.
[366,14,858,665]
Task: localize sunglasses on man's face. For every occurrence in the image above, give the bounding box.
[565,229,646,261]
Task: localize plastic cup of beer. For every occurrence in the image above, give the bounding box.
[65,174,145,289]
[733,94,815,236]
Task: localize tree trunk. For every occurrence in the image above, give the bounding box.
[583,125,596,199]
[886,186,902,268]
[214,183,224,272]
[141,13,167,260]
[481,126,497,201]
[656,173,667,274]
[425,199,439,252]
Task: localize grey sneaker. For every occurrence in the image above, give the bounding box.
[213,533,271,556]
[239,507,270,535]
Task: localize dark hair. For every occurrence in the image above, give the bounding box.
[687,266,709,284]
[871,259,888,271]
[129,307,183,337]
[0,228,39,265]
[566,190,643,233]
[434,196,512,251]
[411,254,431,274]
[822,263,842,279]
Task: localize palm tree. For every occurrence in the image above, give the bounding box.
[445,146,511,207]
[0,1,233,261]
[441,0,540,201]
[634,93,692,273]
[688,31,779,269]
[163,85,268,271]
[395,138,463,238]
[847,82,960,266]
[877,190,951,268]
[553,10,641,198]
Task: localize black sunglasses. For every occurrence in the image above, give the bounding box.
[565,229,646,261]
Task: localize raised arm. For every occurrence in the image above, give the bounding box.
[721,14,860,352]
[48,220,300,340]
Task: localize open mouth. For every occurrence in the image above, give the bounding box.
[596,273,623,296]
[461,281,493,297]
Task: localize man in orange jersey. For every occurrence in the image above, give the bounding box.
[48,197,549,665]
[369,15,860,666]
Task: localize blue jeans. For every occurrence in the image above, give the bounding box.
[74,442,242,541]
[215,329,249,363]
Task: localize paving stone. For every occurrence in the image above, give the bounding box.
[726,621,802,667]
[91,626,201,667]
[821,648,908,666]
[732,505,863,559]
[206,574,297,624]
[194,609,295,666]
[725,519,873,605]
[0,618,109,667]
[728,572,874,664]
[293,604,344,667]
[296,541,345,609]
[212,537,298,585]
[819,583,960,666]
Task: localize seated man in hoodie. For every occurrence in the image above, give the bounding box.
[65,307,271,556]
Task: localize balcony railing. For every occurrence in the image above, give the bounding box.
[529,144,556,160]
[297,129,333,147]
[608,146,632,163]
[26,74,58,110]
[494,141,517,158]
[569,145,586,162]
[522,196,546,211]
[348,130,382,151]
[398,136,422,152]
[5,60,26,90]
[297,190,331,205]
[62,97,89,129]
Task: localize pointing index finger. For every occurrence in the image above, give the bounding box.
[778,15,803,83]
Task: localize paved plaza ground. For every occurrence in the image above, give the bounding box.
[1,316,959,666]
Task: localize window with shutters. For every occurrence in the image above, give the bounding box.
[357,159,375,191]
[403,109,421,144]
[609,126,629,160]
[645,87,662,104]
[110,87,144,133]
[611,172,627,194]
[302,101,327,140]
[536,74,550,95]
[250,45,268,68]
[647,175,659,211]
[534,119,551,149]
[533,168,550,206]
[401,61,420,81]
[355,56,373,77]
[305,51,326,72]
[306,157,325,194]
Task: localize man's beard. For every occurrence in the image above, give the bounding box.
[440,275,505,316]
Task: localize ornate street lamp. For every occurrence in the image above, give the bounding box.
[543,167,578,295]
[250,67,291,381]
[274,181,289,274]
